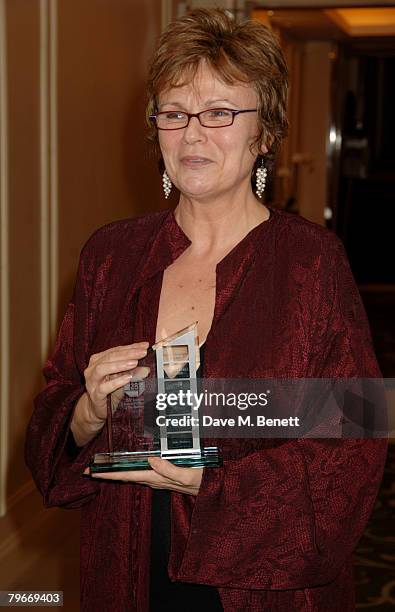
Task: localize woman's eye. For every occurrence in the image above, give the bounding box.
[208,109,232,118]
[164,112,185,120]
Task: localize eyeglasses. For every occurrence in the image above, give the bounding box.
[149,108,257,130]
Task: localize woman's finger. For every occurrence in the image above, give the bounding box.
[147,457,186,484]
[148,458,202,489]
[93,371,137,397]
[94,359,139,378]
[85,468,166,484]
[93,360,151,380]
[97,365,150,393]
[84,468,200,495]
[102,346,150,363]
[90,342,149,363]
[86,355,150,393]
[127,366,150,380]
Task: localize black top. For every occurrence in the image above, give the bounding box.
[149,344,223,611]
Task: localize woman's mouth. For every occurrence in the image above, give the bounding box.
[180,156,213,168]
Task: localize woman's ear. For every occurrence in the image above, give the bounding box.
[250,142,268,158]
[261,131,274,155]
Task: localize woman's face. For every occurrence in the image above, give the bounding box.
[157,62,266,202]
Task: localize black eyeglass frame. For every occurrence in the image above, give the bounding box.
[149,108,257,130]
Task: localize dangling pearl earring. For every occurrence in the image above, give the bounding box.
[255,158,267,199]
[162,170,172,199]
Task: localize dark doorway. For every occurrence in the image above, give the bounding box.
[334,42,395,285]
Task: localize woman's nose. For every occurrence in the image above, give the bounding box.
[182,116,206,144]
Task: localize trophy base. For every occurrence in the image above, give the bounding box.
[90,447,222,473]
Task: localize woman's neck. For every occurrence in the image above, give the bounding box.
[174,192,270,256]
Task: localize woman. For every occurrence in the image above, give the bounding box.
[25,9,387,612]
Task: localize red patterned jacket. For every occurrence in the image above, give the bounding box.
[25,207,387,611]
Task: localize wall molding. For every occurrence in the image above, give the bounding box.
[49,0,58,343]
[40,0,58,364]
[40,0,50,364]
[0,0,10,519]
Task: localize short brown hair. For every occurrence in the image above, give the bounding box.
[146,8,289,166]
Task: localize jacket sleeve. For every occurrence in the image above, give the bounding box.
[25,241,102,509]
[170,233,388,589]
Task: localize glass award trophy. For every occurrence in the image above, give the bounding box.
[90,323,222,472]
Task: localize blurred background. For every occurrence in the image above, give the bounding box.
[0,0,394,609]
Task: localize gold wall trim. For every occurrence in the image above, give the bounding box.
[40,0,58,363]
[40,0,59,362]
[40,0,50,363]
[49,0,58,342]
[0,0,9,518]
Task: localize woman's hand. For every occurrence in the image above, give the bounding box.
[71,341,150,446]
[84,458,203,496]
[84,341,150,421]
